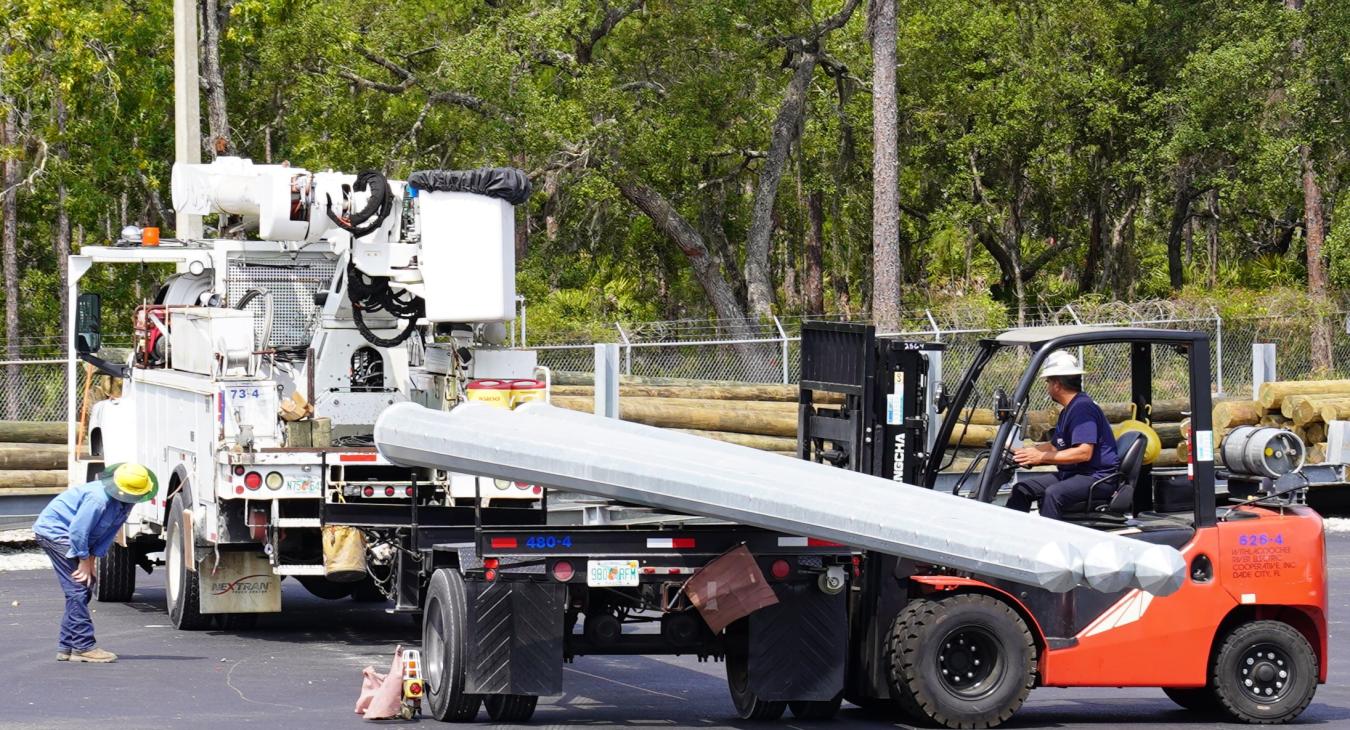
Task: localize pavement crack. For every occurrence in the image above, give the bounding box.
[225,656,305,712]
[564,666,687,701]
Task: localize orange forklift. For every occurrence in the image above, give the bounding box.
[800,323,1328,727]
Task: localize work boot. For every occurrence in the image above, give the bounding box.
[56,649,70,661]
[68,648,117,663]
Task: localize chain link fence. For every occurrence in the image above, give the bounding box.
[529,308,1350,404]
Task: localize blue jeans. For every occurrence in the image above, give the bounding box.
[36,536,96,652]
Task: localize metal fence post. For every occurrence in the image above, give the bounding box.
[594,344,620,418]
[773,316,789,384]
[1065,304,1085,366]
[615,323,632,376]
[1252,343,1277,401]
[1211,305,1223,395]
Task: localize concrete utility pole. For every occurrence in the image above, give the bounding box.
[173,0,203,240]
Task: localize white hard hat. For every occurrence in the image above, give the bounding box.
[1039,350,1084,378]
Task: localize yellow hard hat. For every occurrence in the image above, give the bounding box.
[101,462,159,504]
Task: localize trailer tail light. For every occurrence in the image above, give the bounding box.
[777,536,845,548]
[483,558,500,570]
[484,569,497,581]
[362,486,374,497]
[384,486,396,497]
[405,486,414,497]
[490,537,517,549]
[339,453,378,463]
[265,472,284,490]
[770,559,791,580]
[244,471,262,490]
[552,560,574,582]
[233,465,246,476]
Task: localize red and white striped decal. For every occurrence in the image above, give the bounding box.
[646,537,696,549]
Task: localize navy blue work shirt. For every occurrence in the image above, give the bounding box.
[1047,392,1120,478]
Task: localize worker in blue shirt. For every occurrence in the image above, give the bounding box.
[32,463,157,663]
[1006,352,1120,520]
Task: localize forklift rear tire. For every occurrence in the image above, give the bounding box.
[1162,686,1220,713]
[1211,620,1317,724]
[166,495,211,630]
[95,542,136,602]
[886,593,1035,729]
[725,649,787,720]
[423,569,481,722]
[484,695,538,722]
[789,695,843,720]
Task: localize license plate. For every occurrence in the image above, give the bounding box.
[587,560,640,587]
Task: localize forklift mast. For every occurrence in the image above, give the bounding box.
[797,321,943,484]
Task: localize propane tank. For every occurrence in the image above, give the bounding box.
[1220,426,1305,478]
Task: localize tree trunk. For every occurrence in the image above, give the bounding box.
[1165,174,1191,291]
[1,100,19,420]
[744,52,817,319]
[1079,194,1102,295]
[54,91,70,337]
[803,190,825,315]
[1300,146,1333,372]
[200,0,234,157]
[699,180,747,309]
[1205,189,1219,289]
[870,0,901,332]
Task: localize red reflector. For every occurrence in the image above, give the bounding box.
[244,472,262,490]
[405,486,414,497]
[668,568,681,575]
[671,538,696,549]
[339,454,378,462]
[770,559,791,580]
[532,486,542,495]
[384,486,395,497]
[409,683,422,695]
[483,558,500,570]
[235,485,244,495]
[552,560,574,582]
[233,465,245,476]
[484,569,497,582]
[490,537,518,549]
[362,486,374,497]
[807,538,844,547]
[642,567,656,574]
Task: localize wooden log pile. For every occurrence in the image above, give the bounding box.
[0,420,69,493]
[550,374,1193,470]
[1175,378,1350,467]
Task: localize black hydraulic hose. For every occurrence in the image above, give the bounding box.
[326,170,394,239]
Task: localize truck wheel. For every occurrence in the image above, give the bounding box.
[886,594,1035,729]
[789,695,843,720]
[725,650,787,720]
[484,695,538,722]
[1211,620,1317,724]
[95,543,137,602]
[1162,686,1219,713]
[165,495,211,630]
[423,569,481,722]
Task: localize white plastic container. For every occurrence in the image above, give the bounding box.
[417,190,515,323]
[169,307,255,376]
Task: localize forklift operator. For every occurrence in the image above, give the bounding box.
[1006,352,1120,519]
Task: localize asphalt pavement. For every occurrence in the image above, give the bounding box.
[2,533,1348,729]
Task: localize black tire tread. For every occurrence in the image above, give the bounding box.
[1162,686,1220,713]
[484,694,538,722]
[424,569,482,722]
[725,649,787,721]
[789,695,843,720]
[95,542,136,602]
[1211,620,1317,725]
[886,594,1036,729]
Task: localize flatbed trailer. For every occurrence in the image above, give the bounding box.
[324,496,854,722]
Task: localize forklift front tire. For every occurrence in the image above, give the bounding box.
[1211,620,1317,724]
[1162,686,1220,714]
[886,593,1035,729]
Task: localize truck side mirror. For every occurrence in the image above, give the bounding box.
[75,293,102,354]
[934,383,951,414]
[994,387,1013,420]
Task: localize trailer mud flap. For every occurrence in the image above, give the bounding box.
[198,551,281,614]
[748,583,846,701]
[464,580,565,696]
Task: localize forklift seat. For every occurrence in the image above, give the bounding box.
[1059,431,1146,526]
